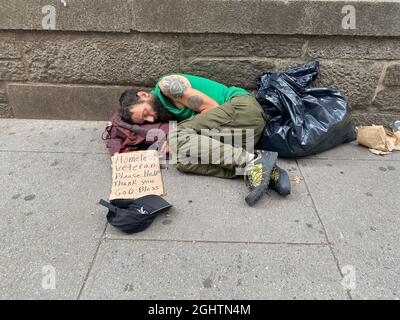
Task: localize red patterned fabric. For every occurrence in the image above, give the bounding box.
[102,109,169,156]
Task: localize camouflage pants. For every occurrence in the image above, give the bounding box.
[168,94,267,178]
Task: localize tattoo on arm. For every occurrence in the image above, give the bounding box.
[187,95,204,112]
[161,76,187,99]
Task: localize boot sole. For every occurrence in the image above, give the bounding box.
[269,167,291,196]
[245,152,278,206]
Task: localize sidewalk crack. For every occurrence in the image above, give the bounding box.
[296,159,353,300]
[76,222,108,300]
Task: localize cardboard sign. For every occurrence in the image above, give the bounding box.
[110,150,164,200]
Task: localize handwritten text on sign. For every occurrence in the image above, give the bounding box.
[110,150,164,200]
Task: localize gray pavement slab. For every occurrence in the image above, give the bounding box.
[0,119,108,154]
[308,141,400,161]
[80,240,347,300]
[298,158,400,299]
[105,160,326,244]
[1,119,399,300]
[0,151,110,299]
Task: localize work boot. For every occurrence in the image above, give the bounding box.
[244,150,278,206]
[269,165,291,196]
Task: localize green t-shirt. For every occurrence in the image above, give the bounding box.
[150,73,250,121]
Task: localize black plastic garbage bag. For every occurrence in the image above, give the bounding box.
[255,61,356,158]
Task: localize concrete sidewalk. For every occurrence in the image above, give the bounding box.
[0,119,399,300]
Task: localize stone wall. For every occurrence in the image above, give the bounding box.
[0,0,399,124]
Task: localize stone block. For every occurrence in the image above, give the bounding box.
[182,58,275,89]
[131,0,400,36]
[7,83,134,120]
[0,83,7,102]
[0,103,13,118]
[0,0,130,32]
[383,63,400,87]
[0,61,26,81]
[352,112,400,127]
[312,60,383,107]
[23,34,180,85]
[307,36,400,60]
[373,88,400,113]
[181,34,304,58]
[0,34,21,58]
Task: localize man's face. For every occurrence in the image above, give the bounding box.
[129,95,158,124]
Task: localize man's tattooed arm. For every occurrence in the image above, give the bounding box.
[159,74,218,113]
[187,95,204,112]
[159,76,188,99]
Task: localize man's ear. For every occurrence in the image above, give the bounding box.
[137,91,152,99]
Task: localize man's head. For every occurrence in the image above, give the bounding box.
[119,89,176,124]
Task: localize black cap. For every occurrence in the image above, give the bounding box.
[99,195,172,234]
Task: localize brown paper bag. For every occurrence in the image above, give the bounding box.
[356,125,400,155]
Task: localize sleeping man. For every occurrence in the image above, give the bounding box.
[119,73,290,206]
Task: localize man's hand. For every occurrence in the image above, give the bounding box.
[161,141,169,155]
[159,75,218,113]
